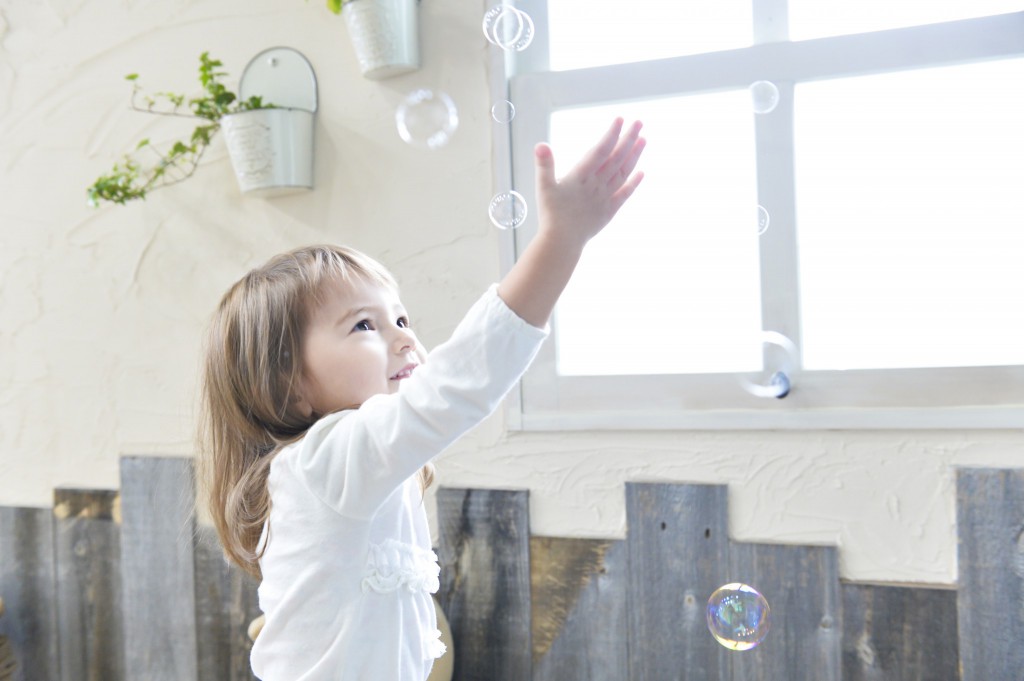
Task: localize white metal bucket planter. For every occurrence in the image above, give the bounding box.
[223,47,318,196]
[343,0,420,80]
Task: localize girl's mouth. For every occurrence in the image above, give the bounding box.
[390,364,418,380]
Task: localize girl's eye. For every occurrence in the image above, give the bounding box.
[397,316,410,329]
[353,320,373,332]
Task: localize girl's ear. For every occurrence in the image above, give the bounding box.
[292,393,314,419]
[290,377,315,419]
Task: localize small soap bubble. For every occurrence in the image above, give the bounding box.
[739,330,798,398]
[706,583,771,651]
[757,205,770,235]
[488,190,528,230]
[750,80,780,114]
[491,100,516,124]
[395,89,459,150]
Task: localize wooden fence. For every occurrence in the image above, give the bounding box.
[0,457,1021,680]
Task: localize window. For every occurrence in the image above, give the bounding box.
[496,0,1024,429]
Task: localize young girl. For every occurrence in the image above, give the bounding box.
[197,118,645,680]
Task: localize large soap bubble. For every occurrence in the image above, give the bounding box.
[706,583,771,651]
[395,89,459,150]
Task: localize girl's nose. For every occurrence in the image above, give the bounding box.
[392,327,416,353]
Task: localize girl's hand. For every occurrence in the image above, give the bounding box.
[496,117,646,327]
[534,117,646,248]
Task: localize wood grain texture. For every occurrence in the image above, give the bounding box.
[193,525,260,681]
[436,487,531,681]
[842,582,958,681]
[119,456,199,681]
[956,467,1024,681]
[726,542,840,681]
[625,482,729,681]
[53,488,124,681]
[0,506,59,681]
[531,537,627,681]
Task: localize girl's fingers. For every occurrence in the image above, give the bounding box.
[576,117,625,176]
[607,136,646,188]
[534,142,557,191]
[610,170,645,213]
[597,120,643,181]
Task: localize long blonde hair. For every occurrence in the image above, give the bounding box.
[197,244,433,580]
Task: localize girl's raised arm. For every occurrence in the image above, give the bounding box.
[497,117,646,328]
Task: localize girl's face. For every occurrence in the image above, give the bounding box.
[294,275,426,417]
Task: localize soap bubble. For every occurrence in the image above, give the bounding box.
[757,205,770,235]
[501,9,534,51]
[491,100,516,124]
[483,5,535,51]
[750,80,779,114]
[739,330,798,398]
[483,5,524,45]
[395,89,459,150]
[706,583,771,651]
[488,190,528,230]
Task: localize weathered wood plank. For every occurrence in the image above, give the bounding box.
[531,537,627,681]
[52,489,124,681]
[726,542,840,681]
[956,467,1024,681]
[120,456,198,681]
[625,482,729,681]
[193,524,260,681]
[436,487,531,681]
[0,506,59,681]
[842,582,958,681]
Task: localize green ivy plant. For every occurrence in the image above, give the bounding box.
[87,52,273,206]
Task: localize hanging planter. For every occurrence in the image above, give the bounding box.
[221,108,315,196]
[224,47,318,196]
[332,0,420,80]
[87,49,318,205]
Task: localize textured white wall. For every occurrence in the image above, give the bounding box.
[0,0,1020,586]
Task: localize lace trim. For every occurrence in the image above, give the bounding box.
[423,628,447,660]
[361,538,441,595]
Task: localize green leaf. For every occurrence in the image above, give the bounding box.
[125,73,139,81]
[327,0,343,14]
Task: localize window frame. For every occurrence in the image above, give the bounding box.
[490,1,1024,430]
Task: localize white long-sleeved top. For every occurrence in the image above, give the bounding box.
[251,285,548,681]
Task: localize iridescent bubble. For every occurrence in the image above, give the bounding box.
[706,583,771,651]
[739,330,798,398]
[750,80,780,114]
[491,100,516,124]
[488,190,528,230]
[757,205,770,235]
[395,89,459,150]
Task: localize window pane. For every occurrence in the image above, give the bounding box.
[547,0,752,71]
[794,59,1024,371]
[550,93,762,376]
[790,0,1024,40]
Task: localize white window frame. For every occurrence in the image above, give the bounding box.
[489,1,1024,430]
